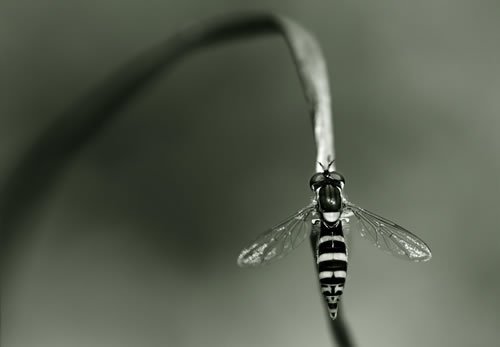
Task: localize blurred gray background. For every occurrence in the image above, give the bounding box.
[1,1,500,346]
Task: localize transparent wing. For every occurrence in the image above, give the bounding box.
[237,203,316,267]
[341,202,432,262]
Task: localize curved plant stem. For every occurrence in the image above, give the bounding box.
[0,12,350,346]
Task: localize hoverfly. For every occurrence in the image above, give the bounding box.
[237,161,432,320]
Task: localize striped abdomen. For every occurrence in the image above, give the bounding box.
[316,221,347,320]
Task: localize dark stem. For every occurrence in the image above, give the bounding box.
[0,11,349,346]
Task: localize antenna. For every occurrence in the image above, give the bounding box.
[326,158,336,170]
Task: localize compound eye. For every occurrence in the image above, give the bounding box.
[329,171,345,188]
[309,172,325,191]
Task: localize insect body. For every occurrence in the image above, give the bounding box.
[316,220,347,320]
[310,168,348,319]
[237,162,432,320]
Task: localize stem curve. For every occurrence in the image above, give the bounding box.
[0,12,350,346]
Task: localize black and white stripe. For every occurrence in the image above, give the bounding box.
[316,220,348,320]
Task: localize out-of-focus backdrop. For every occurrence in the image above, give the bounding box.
[1,1,500,346]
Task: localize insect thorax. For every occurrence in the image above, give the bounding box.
[309,170,345,225]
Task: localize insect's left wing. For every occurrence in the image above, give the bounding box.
[341,202,432,262]
[237,203,316,267]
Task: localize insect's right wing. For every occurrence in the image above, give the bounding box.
[341,201,432,262]
[237,203,316,267]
